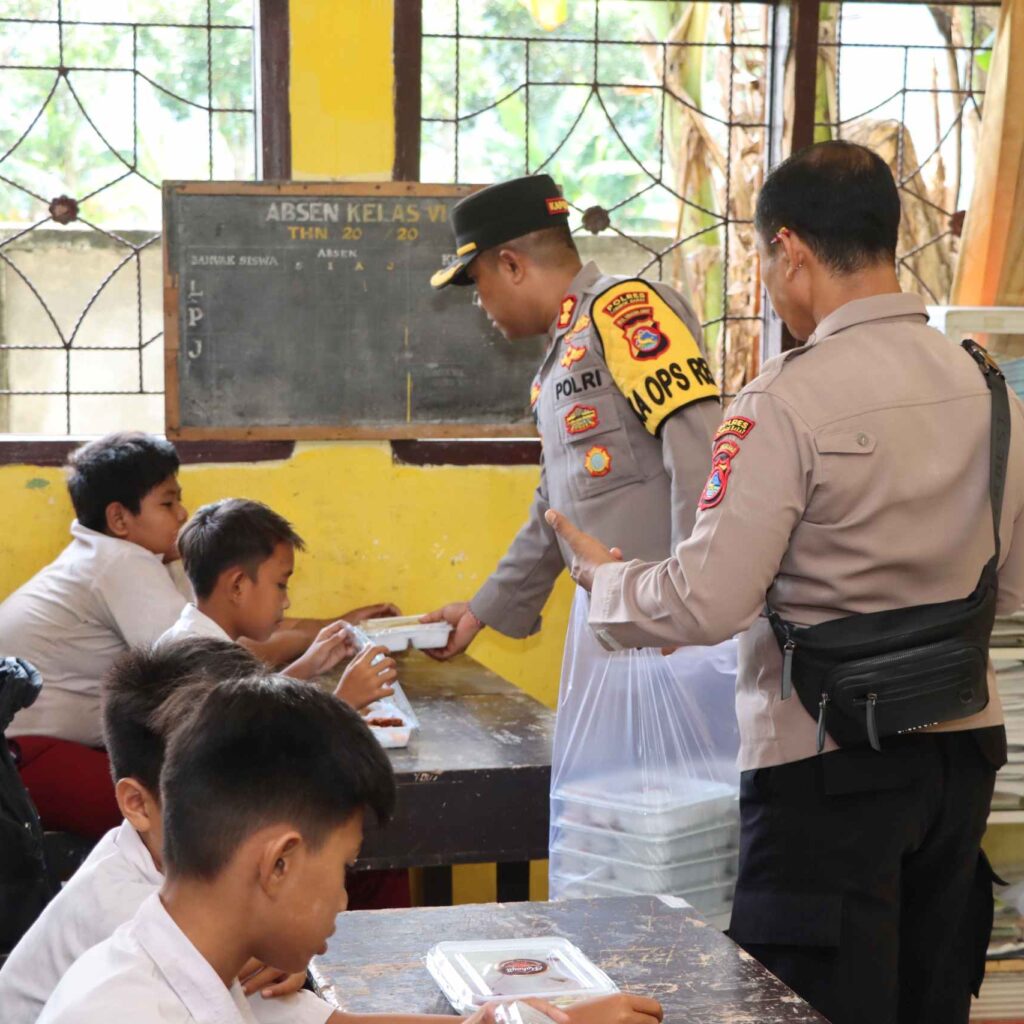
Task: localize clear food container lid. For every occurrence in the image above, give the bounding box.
[426,937,618,1012]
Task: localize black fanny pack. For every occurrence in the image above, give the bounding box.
[766,339,1011,752]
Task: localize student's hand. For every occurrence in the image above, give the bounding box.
[544,510,622,592]
[335,643,398,710]
[285,620,358,680]
[342,602,402,624]
[238,957,309,999]
[420,602,483,661]
[465,999,571,1024]
[564,994,663,1024]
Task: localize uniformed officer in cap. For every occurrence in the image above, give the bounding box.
[423,174,721,656]
[423,176,728,881]
[547,140,1024,1024]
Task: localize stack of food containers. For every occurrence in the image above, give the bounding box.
[549,768,740,917]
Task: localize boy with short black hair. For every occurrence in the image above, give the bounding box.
[165,498,397,710]
[0,432,191,837]
[38,673,662,1024]
[0,637,333,1024]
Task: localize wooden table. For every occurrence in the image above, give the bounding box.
[350,652,555,904]
[313,895,829,1023]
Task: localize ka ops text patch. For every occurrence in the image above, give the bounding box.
[590,279,719,435]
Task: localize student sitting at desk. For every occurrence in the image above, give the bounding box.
[0,636,331,1024]
[162,497,398,710]
[36,672,663,1024]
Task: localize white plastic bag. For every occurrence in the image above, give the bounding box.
[549,587,740,912]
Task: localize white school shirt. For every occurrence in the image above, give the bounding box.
[36,892,260,1024]
[0,821,332,1024]
[159,603,233,644]
[0,521,194,746]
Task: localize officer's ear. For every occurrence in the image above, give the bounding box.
[495,246,528,284]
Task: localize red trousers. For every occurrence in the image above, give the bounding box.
[11,735,120,840]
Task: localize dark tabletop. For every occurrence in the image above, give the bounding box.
[342,652,554,870]
[313,895,829,1023]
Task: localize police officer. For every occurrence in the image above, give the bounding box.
[548,141,1024,1024]
[423,176,727,882]
[424,174,721,654]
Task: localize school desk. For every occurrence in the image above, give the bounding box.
[311,894,828,1023]
[339,652,554,904]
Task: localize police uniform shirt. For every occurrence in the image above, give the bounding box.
[0,522,193,747]
[588,293,1024,770]
[470,261,722,638]
[0,821,332,1024]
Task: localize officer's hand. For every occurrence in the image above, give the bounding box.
[544,509,622,592]
[420,602,483,661]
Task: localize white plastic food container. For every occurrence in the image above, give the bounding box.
[550,843,737,892]
[426,937,618,1013]
[552,818,739,866]
[549,873,735,917]
[361,682,419,749]
[552,770,738,836]
[361,615,453,652]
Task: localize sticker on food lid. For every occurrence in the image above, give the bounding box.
[500,959,548,976]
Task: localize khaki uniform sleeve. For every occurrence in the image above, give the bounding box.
[470,456,566,638]
[589,390,814,648]
[591,279,719,436]
[660,398,722,547]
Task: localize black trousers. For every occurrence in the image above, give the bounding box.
[727,727,1005,1024]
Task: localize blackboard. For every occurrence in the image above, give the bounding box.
[163,182,545,439]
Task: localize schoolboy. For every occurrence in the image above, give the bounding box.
[164,498,398,710]
[37,673,664,1024]
[0,432,191,837]
[0,637,331,1024]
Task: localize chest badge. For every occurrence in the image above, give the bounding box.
[559,314,590,368]
[557,294,578,330]
[584,445,612,477]
[565,404,599,435]
[530,375,541,410]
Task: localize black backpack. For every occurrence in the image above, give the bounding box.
[0,657,59,954]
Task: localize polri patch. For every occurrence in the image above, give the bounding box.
[698,460,731,510]
[565,404,599,435]
[584,445,612,477]
[557,294,578,330]
[714,416,755,442]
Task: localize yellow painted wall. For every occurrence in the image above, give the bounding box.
[0,0,559,902]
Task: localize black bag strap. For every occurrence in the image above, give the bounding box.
[962,338,1010,563]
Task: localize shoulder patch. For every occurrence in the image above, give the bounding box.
[591,279,719,435]
[714,416,755,442]
[557,294,578,330]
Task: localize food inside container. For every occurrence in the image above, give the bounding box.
[552,769,738,836]
[549,843,737,892]
[426,938,618,1014]
[360,615,453,652]
[551,818,739,866]
[360,682,418,749]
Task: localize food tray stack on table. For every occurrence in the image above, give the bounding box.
[549,768,739,918]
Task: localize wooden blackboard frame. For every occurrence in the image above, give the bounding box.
[163,180,540,441]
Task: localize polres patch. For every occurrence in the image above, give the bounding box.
[714,416,756,442]
[584,445,612,477]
